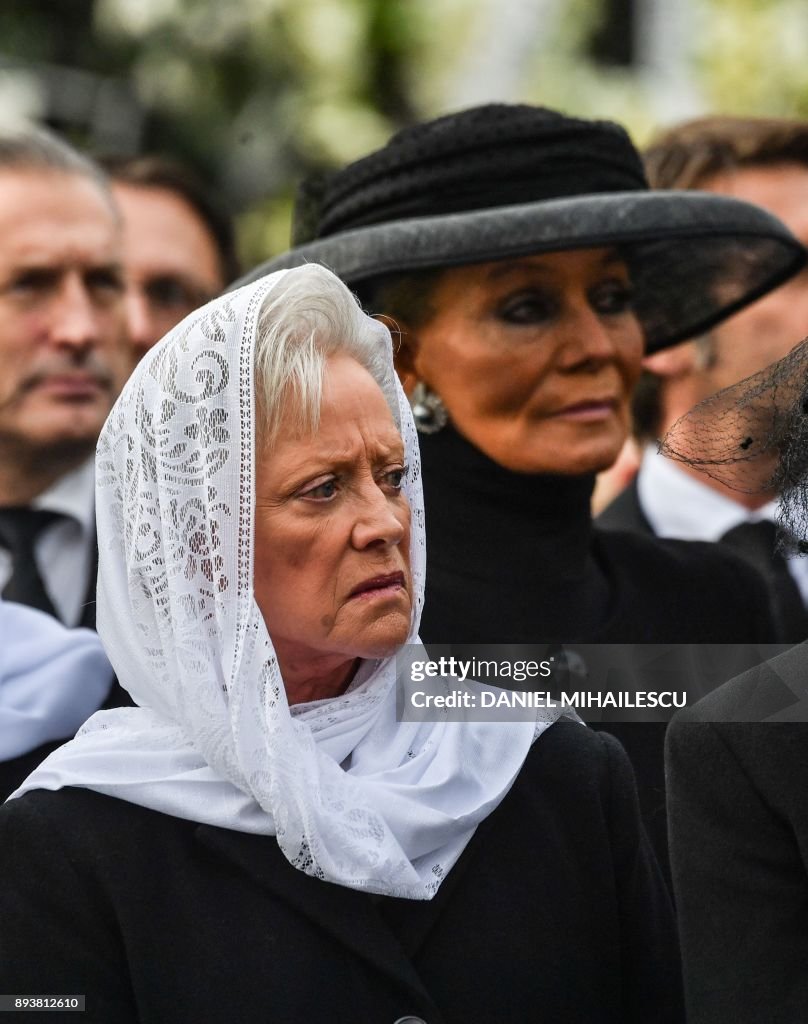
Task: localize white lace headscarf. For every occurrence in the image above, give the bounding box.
[12,266,559,899]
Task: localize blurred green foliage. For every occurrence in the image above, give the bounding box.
[0,0,806,271]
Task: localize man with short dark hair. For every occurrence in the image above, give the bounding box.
[101,155,238,362]
[600,115,808,640]
[0,125,128,628]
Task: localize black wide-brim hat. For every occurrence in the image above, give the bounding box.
[238,104,807,354]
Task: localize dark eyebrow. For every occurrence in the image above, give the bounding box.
[485,249,624,282]
[87,261,125,280]
[9,266,61,284]
[600,249,626,268]
[96,260,125,276]
[7,259,124,279]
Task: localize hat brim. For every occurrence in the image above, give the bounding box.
[237,191,806,353]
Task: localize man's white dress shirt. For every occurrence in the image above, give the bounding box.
[0,460,96,627]
[638,445,808,605]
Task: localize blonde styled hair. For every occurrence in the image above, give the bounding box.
[254,263,397,448]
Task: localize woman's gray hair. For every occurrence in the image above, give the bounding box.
[254,263,398,448]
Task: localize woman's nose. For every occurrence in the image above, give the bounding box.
[555,305,621,371]
[351,487,407,550]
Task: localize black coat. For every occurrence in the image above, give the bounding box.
[666,644,808,1024]
[0,741,63,804]
[597,477,653,537]
[0,721,683,1023]
[598,477,808,644]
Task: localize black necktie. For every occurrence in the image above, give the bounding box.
[720,519,808,642]
[0,507,62,618]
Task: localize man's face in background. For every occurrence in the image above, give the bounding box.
[0,168,127,463]
[112,181,225,364]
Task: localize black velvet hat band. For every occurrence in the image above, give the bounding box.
[294,105,649,244]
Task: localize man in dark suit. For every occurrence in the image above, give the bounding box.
[0,127,129,628]
[666,645,808,1023]
[599,116,808,641]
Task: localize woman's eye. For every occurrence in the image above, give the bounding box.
[381,465,408,491]
[591,281,635,316]
[497,291,557,325]
[87,269,125,297]
[145,276,201,310]
[299,478,338,501]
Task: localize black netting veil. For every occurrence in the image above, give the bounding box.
[627,234,803,350]
[660,337,808,552]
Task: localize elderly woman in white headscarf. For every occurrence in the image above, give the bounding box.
[0,265,682,1022]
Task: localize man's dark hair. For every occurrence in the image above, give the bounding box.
[632,116,808,443]
[100,154,240,285]
[645,115,808,190]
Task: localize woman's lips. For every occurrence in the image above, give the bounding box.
[348,571,407,600]
[550,398,618,422]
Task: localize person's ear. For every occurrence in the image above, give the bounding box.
[642,339,699,379]
[374,314,420,397]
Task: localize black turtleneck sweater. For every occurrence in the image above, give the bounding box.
[418,426,778,646]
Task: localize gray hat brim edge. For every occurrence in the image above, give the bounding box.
[234,190,807,353]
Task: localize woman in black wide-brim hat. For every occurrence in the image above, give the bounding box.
[242,103,804,871]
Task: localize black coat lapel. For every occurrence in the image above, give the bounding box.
[597,478,654,535]
[375,812,490,959]
[195,823,448,1022]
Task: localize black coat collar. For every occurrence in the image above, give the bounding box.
[194,822,462,1021]
[596,477,654,535]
